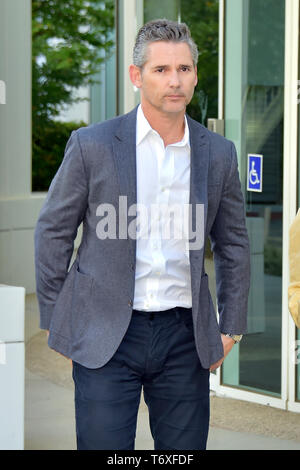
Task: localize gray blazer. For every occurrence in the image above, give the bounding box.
[34,106,250,369]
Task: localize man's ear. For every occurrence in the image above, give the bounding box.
[194,65,198,87]
[129,64,142,88]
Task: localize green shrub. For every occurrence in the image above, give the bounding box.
[32,120,87,191]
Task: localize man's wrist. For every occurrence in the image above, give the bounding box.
[223,333,243,343]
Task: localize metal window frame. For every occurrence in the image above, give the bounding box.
[212,0,300,413]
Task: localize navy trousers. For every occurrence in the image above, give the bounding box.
[72,307,210,450]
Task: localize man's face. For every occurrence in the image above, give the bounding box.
[131,41,198,116]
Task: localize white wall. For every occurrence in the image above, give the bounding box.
[0,0,141,294]
[0,0,45,293]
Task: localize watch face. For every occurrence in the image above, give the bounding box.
[232,335,243,343]
[224,333,243,343]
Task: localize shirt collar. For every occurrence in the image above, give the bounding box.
[136,104,153,145]
[136,104,190,148]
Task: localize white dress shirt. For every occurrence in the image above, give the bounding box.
[133,105,192,311]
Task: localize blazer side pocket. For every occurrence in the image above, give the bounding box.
[71,267,94,340]
[200,273,221,346]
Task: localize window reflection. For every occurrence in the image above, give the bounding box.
[32,0,115,191]
[223,0,285,396]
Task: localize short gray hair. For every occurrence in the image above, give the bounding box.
[133,19,199,68]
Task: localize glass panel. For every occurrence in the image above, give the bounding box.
[90,14,117,123]
[143,0,220,372]
[222,0,285,396]
[180,0,220,375]
[143,0,219,126]
[181,0,219,127]
[142,0,219,357]
[32,0,115,191]
[144,0,180,23]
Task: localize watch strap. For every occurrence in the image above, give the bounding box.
[224,333,243,343]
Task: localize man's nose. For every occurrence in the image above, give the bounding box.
[169,70,180,87]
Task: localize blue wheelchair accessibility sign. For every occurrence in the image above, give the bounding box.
[247,154,263,192]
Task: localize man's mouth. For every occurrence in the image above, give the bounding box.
[166,94,185,98]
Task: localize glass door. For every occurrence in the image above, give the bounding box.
[221,0,285,398]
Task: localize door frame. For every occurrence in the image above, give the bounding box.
[284,0,300,413]
[211,0,300,413]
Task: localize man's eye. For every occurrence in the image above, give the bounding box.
[156,68,164,72]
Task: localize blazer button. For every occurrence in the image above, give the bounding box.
[128,300,133,307]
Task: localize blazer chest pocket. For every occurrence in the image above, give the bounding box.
[71,266,94,338]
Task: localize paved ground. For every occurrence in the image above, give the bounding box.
[25,294,300,451]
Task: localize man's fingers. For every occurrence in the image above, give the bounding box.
[209,358,224,372]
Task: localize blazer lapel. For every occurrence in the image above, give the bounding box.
[112,107,138,262]
[187,115,210,301]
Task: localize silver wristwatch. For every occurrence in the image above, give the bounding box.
[224,333,243,343]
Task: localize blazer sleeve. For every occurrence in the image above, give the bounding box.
[209,141,251,334]
[34,130,89,330]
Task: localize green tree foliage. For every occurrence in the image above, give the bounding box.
[182,0,219,124]
[32,0,115,190]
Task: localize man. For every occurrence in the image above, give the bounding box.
[34,19,250,450]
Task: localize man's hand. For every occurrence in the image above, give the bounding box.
[209,334,235,372]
